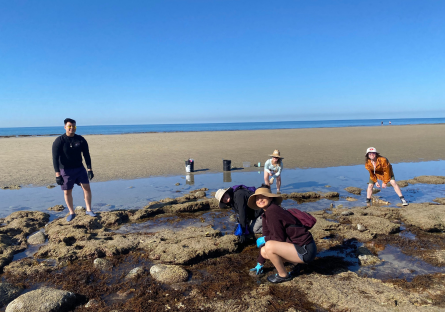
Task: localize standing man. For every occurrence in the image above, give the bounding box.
[52,118,96,221]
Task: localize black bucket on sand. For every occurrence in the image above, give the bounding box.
[223,160,231,171]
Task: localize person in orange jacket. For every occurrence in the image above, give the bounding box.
[365,147,408,206]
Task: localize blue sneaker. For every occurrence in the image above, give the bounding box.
[66,214,76,222]
[85,211,96,217]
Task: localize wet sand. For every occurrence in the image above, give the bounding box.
[1,124,444,187]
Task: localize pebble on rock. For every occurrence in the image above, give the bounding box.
[357,224,366,232]
[93,258,113,270]
[85,299,99,308]
[125,267,145,280]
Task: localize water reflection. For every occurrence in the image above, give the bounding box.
[186,173,194,185]
[223,171,232,183]
[1,160,445,219]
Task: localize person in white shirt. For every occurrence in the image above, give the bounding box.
[264,150,284,194]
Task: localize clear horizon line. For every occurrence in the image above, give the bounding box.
[2,116,445,129]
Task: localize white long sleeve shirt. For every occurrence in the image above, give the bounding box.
[264,158,283,177]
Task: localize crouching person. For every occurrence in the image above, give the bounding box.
[248,187,317,283]
[215,185,263,243]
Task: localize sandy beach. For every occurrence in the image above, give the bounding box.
[1,124,444,187]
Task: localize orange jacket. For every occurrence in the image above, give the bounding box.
[365,157,393,183]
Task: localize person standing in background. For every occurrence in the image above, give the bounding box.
[52,118,96,221]
[264,150,284,194]
[365,147,408,206]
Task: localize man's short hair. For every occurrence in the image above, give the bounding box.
[64,118,76,125]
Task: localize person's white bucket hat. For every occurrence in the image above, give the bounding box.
[215,188,230,208]
[366,147,378,154]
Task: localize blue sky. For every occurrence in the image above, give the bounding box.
[1,0,444,127]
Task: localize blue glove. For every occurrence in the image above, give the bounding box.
[249,263,264,275]
[256,236,266,248]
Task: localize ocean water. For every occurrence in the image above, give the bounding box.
[1,118,444,137]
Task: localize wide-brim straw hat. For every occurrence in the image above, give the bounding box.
[215,188,230,209]
[248,187,283,210]
[269,149,284,159]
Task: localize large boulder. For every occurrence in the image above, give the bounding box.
[0,283,23,307]
[150,264,188,283]
[6,287,79,312]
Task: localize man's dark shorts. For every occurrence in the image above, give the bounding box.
[60,167,89,190]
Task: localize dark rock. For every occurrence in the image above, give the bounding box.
[341,211,354,216]
[0,282,23,307]
[193,191,206,198]
[189,188,208,193]
[372,188,380,194]
[129,207,164,221]
[323,192,340,198]
[48,205,65,211]
[409,176,445,185]
[0,185,21,190]
[345,187,361,195]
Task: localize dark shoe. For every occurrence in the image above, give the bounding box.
[86,211,96,217]
[401,198,409,206]
[289,264,301,277]
[66,214,76,222]
[267,273,293,283]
